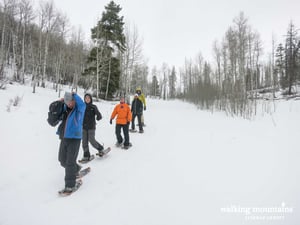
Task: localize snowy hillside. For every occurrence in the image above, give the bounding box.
[0,83,299,225]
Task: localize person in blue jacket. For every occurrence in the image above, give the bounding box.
[57,92,86,194]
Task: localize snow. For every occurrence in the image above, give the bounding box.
[0,83,299,225]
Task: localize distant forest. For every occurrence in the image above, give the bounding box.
[0,0,299,117]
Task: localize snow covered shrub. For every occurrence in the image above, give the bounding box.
[12,95,22,106]
[7,95,23,112]
[0,80,7,90]
[6,99,13,112]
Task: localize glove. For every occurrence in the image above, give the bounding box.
[144,106,146,111]
[127,121,130,125]
[109,119,112,124]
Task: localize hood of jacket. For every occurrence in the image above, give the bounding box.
[84,93,93,104]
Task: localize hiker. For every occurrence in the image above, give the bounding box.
[57,92,86,194]
[110,96,132,149]
[135,87,146,126]
[130,93,144,133]
[80,93,106,163]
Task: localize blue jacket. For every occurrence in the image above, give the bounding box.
[56,93,86,139]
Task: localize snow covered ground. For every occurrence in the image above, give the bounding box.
[0,83,299,225]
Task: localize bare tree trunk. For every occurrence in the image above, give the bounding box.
[11,30,18,81]
[55,59,61,92]
[40,1,58,88]
[0,11,7,79]
[105,56,112,99]
[95,23,101,100]
[32,65,37,93]
[271,35,276,98]
[21,21,26,84]
[19,0,34,84]
[96,45,99,99]
[41,31,49,87]
[121,24,143,94]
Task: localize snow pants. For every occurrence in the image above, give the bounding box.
[82,129,103,157]
[58,138,81,188]
[115,123,130,146]
[131,113,143,131]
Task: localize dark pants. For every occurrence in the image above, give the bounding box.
[58,138,81,188]
[131,114,143,131]
[115,123,130,146]
[82,129,103,157]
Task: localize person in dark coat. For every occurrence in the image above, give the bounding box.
[130,94,144,133]
[80,93,105,161]
[135,87,146,126]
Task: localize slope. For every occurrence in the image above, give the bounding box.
[0,83,299,225]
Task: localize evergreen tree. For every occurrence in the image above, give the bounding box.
[84,1,126,99]
[275,22,300,94]
[275,43,286,89]
[285,22,299,94]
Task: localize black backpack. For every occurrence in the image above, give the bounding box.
[47,100,64,127]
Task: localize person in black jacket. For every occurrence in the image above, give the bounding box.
[80,93,104,162]
[130,94,144,133]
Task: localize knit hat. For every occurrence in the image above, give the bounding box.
[64,92,73,104]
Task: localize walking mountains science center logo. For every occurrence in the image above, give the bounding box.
[220,202,293,221]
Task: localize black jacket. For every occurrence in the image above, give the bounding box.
[131,97,143,115]
[83,94,102,130]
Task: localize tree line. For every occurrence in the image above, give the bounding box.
[0,0,147,100]
[153,12,300,117]
[0,0,88,96]
[1,1,299,116]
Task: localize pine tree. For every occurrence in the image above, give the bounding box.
[275,22,300,94]
[275,43,286,89]
[84,1,126,99]
[285,21,299,94]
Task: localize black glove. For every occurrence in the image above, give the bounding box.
[127,122,130,125]
[110,119,112,124]
[144,106,146,111]
[96,115,102,121]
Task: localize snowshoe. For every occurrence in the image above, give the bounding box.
[121,143,132,150]
[115,142,123,147]
[78,155,95,164]
[76,167,91,179]
[96,147,111,157]
[58,179,82,196]
[129,129,137,133]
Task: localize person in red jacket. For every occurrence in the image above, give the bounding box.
[110,97,132,149]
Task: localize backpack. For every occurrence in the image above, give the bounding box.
[47,100,64,127]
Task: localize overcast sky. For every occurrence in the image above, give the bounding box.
[37,0,300,68]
